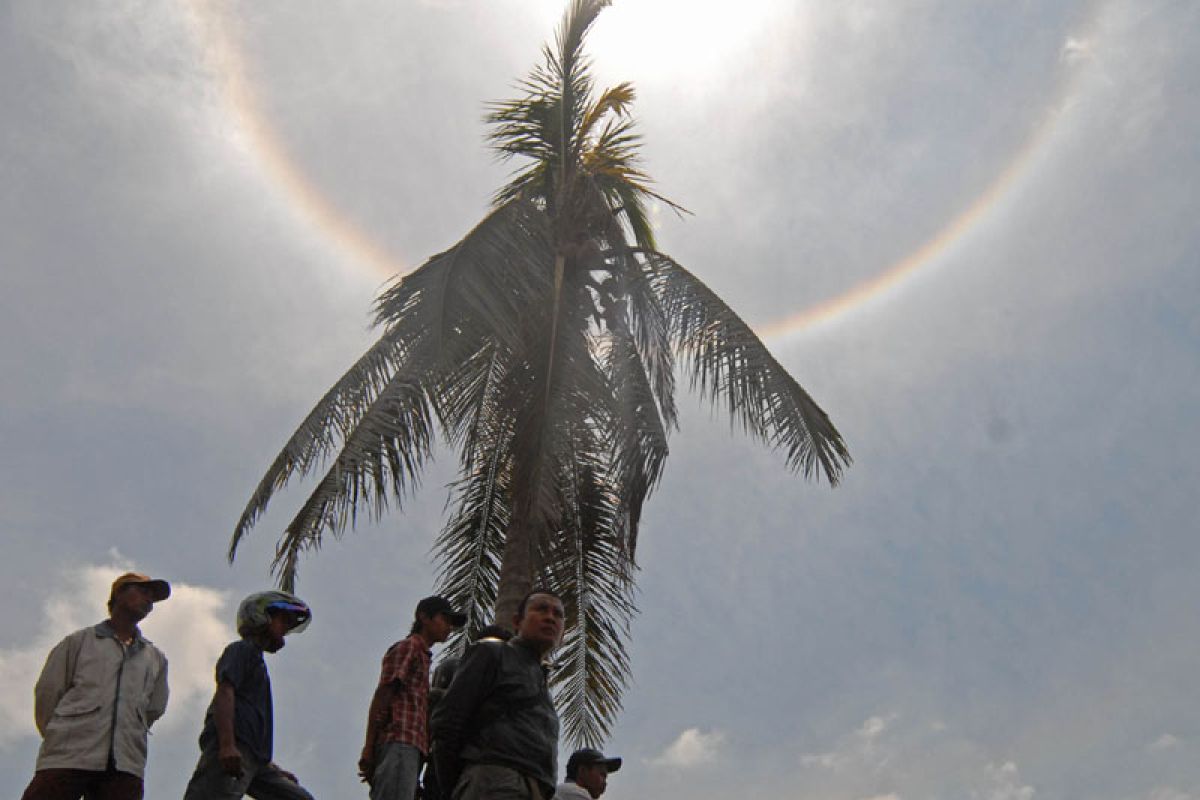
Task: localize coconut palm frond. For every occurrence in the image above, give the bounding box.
[547,455,635,747]
[580,81,635,131]
[375,198,555,354]
[435,432,512,655]
[245,199,553,587]
[271,362,438,591]
[604,324,669,555]
[230,329,409,561]
[435,337,513,640]
[649,252,851,484]
[620,249,678,428]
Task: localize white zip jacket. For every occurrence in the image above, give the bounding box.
[33,621,169,777]
[554,782,592,800]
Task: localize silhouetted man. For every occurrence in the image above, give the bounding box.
[431,590,565,800]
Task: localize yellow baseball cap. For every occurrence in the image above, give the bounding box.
[109,572,171,603]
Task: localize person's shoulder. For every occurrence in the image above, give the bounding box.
[554,782,589,799]
[141,636,168,661]
[222,638,261,659]
[394,634,422,650]
[458,638,506,671]
[474,638,509,658]
[46,626,92,655]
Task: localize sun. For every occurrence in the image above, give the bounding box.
[530,0,784,85]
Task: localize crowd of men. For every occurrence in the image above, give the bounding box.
[19,572,623,800]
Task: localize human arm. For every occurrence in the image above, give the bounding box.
[213,682,243,778]
[359,639,420,781]
[358,680,397,782]
[32,633,79,736]
[145,654,168,728]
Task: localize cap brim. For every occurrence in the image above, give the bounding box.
[144,580,171,602]
[603,757,622,773]
[447,612,468,626]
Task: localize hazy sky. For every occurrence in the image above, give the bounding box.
[3,2,1198,799]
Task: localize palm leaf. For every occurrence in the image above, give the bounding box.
[545,452,635,747]
[647,251,851,483]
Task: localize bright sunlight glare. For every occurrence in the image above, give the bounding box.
[528,0,787,86]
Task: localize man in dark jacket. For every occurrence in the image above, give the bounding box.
[422,626,512,800]
[430,590,564,800]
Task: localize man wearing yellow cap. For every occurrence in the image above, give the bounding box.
[19,571,171,800]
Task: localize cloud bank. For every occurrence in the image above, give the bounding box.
[0,558,230,744]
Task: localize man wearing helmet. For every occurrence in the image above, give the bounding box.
[182,591,316,800]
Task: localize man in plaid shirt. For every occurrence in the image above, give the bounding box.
[360,596,466,800]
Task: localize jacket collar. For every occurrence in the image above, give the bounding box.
[510,636,555,674]
[94,620,147,652]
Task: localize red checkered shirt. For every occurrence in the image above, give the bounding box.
[376,634,432,753]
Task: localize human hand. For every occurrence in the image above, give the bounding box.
[218,745,243,779]
[271,763,299,783]
[358,748,375,784]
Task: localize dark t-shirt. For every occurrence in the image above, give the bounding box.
[199,639,273,762]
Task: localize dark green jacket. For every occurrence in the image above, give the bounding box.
[431,638,558,797]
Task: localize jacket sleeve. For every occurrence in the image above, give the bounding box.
[33,632,80,736]
[145,651,169,727]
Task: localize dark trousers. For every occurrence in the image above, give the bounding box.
[452,765,544,800]
[182,745,315,800]
[20,768,143,800]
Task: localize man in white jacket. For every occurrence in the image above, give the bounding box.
[20,571,171,800]
[554,749,622,800]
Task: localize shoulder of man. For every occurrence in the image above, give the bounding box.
[142,638,168,664]
[43,626,92,663]
[467,637,508,665]
[385,635,418,656]
[555,783,589,800]
[64,625,96,644]
[218,638,263,666]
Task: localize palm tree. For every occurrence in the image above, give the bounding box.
[231,0,849,745]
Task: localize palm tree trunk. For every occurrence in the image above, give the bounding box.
[494,251,567,626]
[495,515,534,626]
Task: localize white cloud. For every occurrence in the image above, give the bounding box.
[1060,36,1092,65]
[649,727,727,768]
[0,559,230,743]
[1147,734,1182,752]
[801,714,897,772]
[1142,789,1199,800]
[858,715,892,741]
[795,715,1043,800]
[973,761,1034,800]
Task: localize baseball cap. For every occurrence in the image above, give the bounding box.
[416,595,467,626]
[567,748,622,775]
[109,572,171,603]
